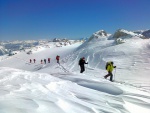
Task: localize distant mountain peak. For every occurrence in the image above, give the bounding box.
[94,30,108,37]
[88,30,109,42]
[141,29,150,38]
[133,29,150,39]
[111,29,145,39]
[112,29,135,39]
[0,46,8,55]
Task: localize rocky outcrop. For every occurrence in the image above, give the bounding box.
[0,46,8,56]
[112,29,137,39]
[142,30,150,38]
[88,30,108,41]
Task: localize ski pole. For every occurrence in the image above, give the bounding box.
[113,68,116,81]
[86,63,88,73]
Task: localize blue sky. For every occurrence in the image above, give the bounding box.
[0,0,150,40]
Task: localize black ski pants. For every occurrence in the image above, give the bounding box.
[57,60,59,64]
[105,71,113,81]
[80,65,85,73]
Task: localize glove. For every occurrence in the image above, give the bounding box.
[114,66,116,68]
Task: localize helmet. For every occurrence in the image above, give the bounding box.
[82,57,85,59]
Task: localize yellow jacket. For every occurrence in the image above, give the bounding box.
[106,62,114,72]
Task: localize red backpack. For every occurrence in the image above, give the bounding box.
[56,56,59,60]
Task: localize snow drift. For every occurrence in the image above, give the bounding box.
[0,28,150,113]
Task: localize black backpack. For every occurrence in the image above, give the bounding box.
[105,62,110,70]
[78,58,82,65]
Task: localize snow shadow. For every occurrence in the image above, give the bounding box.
[59,76,123,95]
[78,81,123,95]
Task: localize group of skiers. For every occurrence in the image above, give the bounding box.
[30,58,51,64]
[30,59,36,63]
[30,55,116,82]
[40,58,51,64]
[78,57,116,82]
[29,55,60,64]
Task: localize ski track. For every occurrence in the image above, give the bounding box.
[0,39,150,113]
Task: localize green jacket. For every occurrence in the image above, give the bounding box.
[106,62,114,72]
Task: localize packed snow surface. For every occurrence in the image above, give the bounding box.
[0,37,150,113]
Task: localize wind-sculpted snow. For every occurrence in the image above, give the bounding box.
[0,37,150,112]
[0,38,150,113]
[58,76,123,95]
[0,67,150,113]
[61,37,150,92]
[78,82,123,95]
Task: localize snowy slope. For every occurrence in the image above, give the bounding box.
[134,29,150,38]
[61,35,150,90]
[0,35,150,113]
[0,67,150,113]
[142,30,150,38]
[110,29,144,40]
[0,42,82,71]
